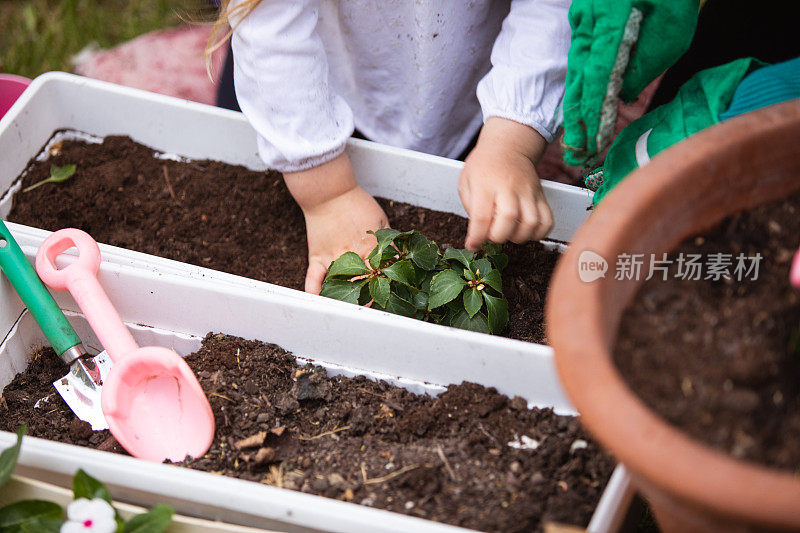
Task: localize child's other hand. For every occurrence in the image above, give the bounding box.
[284,154,389,294]
[459,117,553,252]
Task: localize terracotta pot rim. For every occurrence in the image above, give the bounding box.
[547,100,800,528]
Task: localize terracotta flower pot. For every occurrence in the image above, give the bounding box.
[546,100,800,532]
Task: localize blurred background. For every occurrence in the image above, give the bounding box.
[1,0,209,78]
[0,0,224,104]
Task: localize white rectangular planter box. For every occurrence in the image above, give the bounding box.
[0,73,632,532]
[0,72,593,299]
[0,234,632,533]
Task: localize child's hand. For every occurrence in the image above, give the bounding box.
[284,154,389,294]
[459,117,553,252]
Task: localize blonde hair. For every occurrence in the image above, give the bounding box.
[205,0,262,79]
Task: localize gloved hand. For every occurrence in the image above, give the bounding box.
[588,57,764,204]
[562,0,700,167]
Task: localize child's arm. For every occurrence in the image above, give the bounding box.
[464,0,571,251]
[283,154,388,294]
[228,0,388,293]
[230,0,353,173]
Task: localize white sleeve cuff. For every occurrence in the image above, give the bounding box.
[479,106,558,144]
[258,136,348,173]
[476,0,570,145]
[231,0,354,173]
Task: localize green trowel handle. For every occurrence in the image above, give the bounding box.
[0,221,82,356]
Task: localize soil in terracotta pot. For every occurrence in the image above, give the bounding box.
[7,135,560,344]
[0,335,615,532]
[614,190,800,471]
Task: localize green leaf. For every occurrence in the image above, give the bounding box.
[123,505,174,533]
[483,293,509,334]
[412,289,428,310]
[488,252,509,271]
[0,501,62,532]
[482,269,503,294]
[0,425,25,489]
[377,292,417,318]
[394,283,412,301]
[443,248,476,268]
[21,517,63,532]
[23,164,77,193]
[463,288,484,319]
[320,279,368,304]
[445,298,464,312]
[368,244,397,270]
[463,269,475,281]
[450,310,490,334]
[428,269,466,310]
[418,271,435,293]
[357,282,372,306]
[325,252,370,280]
[368,229,416,265]
[382,260,416,287]
[368,228,401,249]
[367,245,381,269]
[367,229,415,269]
[472,258,492,278]
[368,276,390,307]
[481,243,503,256]
[73,469,112,503]
[406,233,440,271]
[481,243,509,271]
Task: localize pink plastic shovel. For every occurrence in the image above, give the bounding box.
[35,229,214,462]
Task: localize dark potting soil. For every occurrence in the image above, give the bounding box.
[7,136,559,344]
[614,190,800,471]
[0,335,615,532]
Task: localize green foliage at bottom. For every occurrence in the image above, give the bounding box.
[0,425,174,533]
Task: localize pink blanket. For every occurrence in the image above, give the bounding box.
[74,26,225,106]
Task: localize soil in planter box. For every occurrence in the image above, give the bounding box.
[8,136,558,344]
[614,189,800,471]
[1,335,615,532]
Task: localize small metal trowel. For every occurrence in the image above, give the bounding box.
[0,221,111,430]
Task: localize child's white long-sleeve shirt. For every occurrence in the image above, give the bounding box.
[230,0,570,173]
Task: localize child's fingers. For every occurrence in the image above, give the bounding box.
[457,176,472,211]
[305,261,328,295]
[464,187,494,252]
[532,197,554,241]
[487,193,519,244]
[510,198,539,244]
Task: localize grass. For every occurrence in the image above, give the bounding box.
[0,0,213,80]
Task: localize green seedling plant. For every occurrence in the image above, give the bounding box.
[23,164,76,193]
[320,229,509,334]
[0,425,174,532]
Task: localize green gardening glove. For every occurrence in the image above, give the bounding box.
[563,0,700,168]
[588,57,765,204]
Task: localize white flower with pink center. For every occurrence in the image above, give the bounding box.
[61,498,116,533]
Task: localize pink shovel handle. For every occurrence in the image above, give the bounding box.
[792,247,800,289]
[36,229,138,363]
